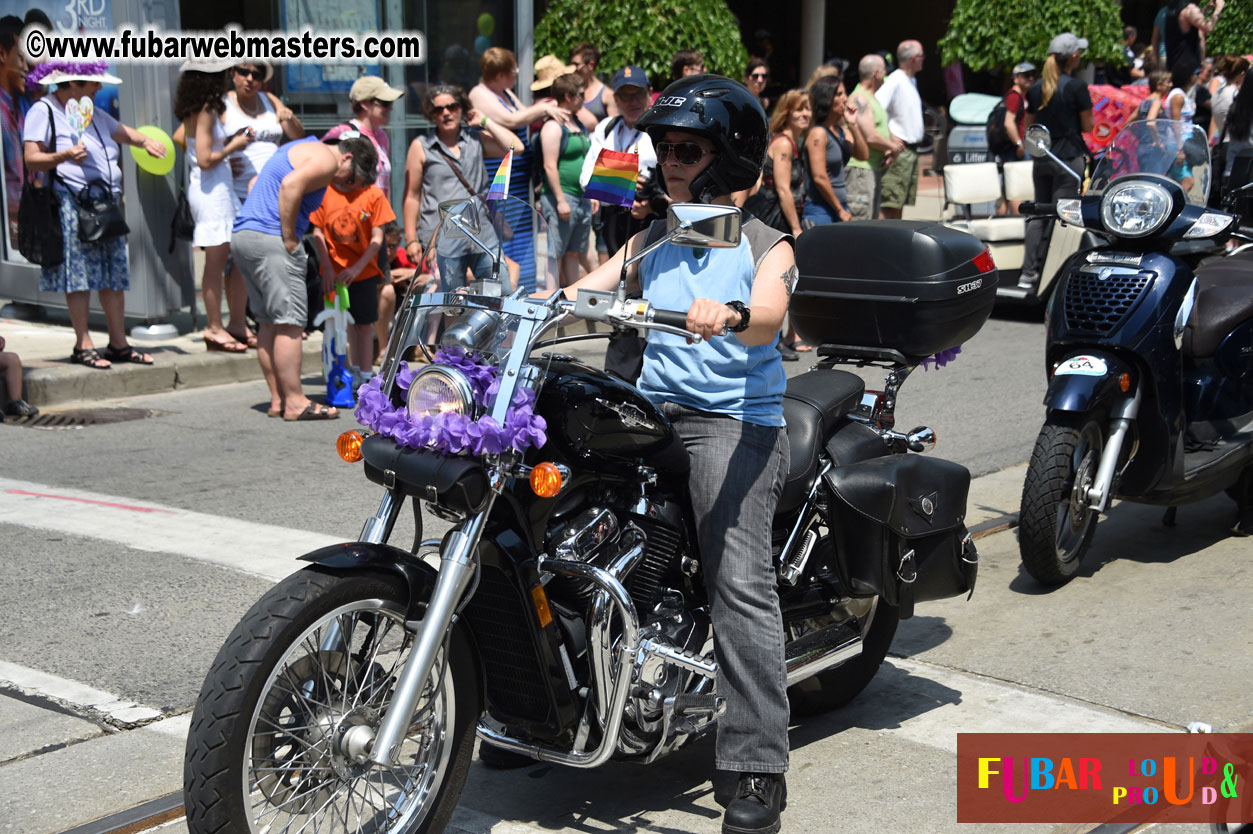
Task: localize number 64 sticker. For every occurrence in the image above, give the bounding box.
[1055,355,1108,377]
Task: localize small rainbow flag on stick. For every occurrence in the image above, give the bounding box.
[486,148,512,201]
[584,148,639,207]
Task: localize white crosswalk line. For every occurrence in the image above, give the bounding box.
[0,476,342,582]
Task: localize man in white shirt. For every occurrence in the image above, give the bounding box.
[579,65,658,255]
[877,40,926,219]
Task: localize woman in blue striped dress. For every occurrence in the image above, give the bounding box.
[470,48,572,291]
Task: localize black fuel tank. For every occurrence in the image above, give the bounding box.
[535,359,689,475]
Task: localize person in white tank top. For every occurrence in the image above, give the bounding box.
[221,61,304,203]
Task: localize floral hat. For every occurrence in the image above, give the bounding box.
[27,60,122,87]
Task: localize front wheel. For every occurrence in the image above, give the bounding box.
[184,567,479,834]
[1019,415,1105,585]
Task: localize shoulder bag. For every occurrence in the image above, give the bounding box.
[72,119,129,243]
[16,101,64,266]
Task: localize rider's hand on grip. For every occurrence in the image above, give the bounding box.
[650,308,691,330]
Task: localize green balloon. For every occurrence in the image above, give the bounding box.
[478,13,494,37]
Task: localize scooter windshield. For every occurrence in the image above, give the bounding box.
[1089,120,1212,206]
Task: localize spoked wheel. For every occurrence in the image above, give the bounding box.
[1019,415,1106,585]
[184,567,478,834]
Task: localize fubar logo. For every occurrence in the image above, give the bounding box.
[957,733,1251,825]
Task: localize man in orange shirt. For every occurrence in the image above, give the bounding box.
[309,156,396,375]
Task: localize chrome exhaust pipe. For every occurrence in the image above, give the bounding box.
[784,618,864,686]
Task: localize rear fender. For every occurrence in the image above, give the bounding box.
[1043,352,1137,414]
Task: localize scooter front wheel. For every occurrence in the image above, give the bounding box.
[1019,415,1105,585]
[183,566,479,834]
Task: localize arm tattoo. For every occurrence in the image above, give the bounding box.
[781,264,797,296]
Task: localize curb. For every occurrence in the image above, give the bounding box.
[22,345,324,409]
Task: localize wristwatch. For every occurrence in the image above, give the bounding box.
[725,300,750,333]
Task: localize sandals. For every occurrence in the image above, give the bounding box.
[204,335,248,353]
[284,402,339,422]
[70,347,112,369]
[226,330,258,349]
[103,344,155,365]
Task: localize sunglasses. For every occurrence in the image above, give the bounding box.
[234,67,265,80]
[370,99,394,108]
[749,72,768,80]
[655,141,710,165]
[431,102,460,114]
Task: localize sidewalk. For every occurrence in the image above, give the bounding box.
[1,158,946,411]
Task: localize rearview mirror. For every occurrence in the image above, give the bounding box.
[666,204,742,248]
[438,199,481,239]
[1024,124,1052,159]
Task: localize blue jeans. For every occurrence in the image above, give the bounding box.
[436,250,497,292]
[660,402,790,773]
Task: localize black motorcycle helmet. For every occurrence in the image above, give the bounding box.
[635,74,768,201]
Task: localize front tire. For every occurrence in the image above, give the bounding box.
[184,567,479,834]
[1019,415,1105,585]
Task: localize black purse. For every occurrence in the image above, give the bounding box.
[16,101,64,266]
[169,188,194,252]
[16,173,63,266]
[73,179,130,243]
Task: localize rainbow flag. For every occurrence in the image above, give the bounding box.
[584,148,639,207]
[486,150,512,201]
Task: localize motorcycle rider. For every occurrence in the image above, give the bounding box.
[539,74,794,834]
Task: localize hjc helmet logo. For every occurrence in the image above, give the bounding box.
[655,96,687,107]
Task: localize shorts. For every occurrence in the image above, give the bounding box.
[233,229,309,327]
[880,146,919,209]
[845,166,882,221]
[540,191,592,258]
[347,276,380,325]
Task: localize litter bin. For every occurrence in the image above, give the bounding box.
[947,125,991,166]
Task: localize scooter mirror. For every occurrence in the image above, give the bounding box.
[666,203,742,248]
[1024,124,1052,159]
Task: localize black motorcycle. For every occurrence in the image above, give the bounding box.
[1017,121,1253,585]
[183,196,992,834]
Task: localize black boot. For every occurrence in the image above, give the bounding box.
[723,772,786,834]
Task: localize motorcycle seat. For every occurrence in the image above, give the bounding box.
[1185,251,1253,358]
[778,370,866,515]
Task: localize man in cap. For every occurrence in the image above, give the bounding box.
[323,75,402,197]
[999,62,1036,163]
[232,132,378,421]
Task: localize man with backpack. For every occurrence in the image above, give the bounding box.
[988,62,1036,165]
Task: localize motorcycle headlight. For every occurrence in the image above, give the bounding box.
[1099,181,1172,238]
[407,366,475,419]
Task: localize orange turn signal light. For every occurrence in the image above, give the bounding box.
[530,584,554,627]
[1119,373,1131,393]
[530,462,563,498]
[337,430,364,462]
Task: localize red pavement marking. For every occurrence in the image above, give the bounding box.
[4,489,176,514]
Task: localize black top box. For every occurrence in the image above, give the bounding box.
[791,220,998,362]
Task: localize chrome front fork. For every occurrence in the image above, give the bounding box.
[1086,388,1142,514]
[364,480,499,767]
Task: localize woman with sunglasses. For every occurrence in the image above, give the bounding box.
[23,61,166,368]
[323,75,403,198]
[538,75,794,834]
[222,61,303,205]
[401,84,519,289]
[745,58,771,112]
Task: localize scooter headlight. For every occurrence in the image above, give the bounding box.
[1099,181,1172,238]
[407,366,475,419]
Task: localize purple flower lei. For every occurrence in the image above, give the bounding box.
[27,61,111,87]
[921,346,962,371]
[354,349,547,456]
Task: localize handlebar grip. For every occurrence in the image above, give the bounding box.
[1019,201,1057,216]
[650,308,690,329]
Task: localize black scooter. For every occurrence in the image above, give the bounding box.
[1016,120,1253,585]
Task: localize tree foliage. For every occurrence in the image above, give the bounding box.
[939,0,1124,71]
[1207,1,1253,57]
[535,0,749,91]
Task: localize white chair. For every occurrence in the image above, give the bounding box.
[943,162,1025,241]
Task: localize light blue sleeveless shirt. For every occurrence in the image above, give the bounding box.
[637,234,786,427]
[233,136,327,238]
